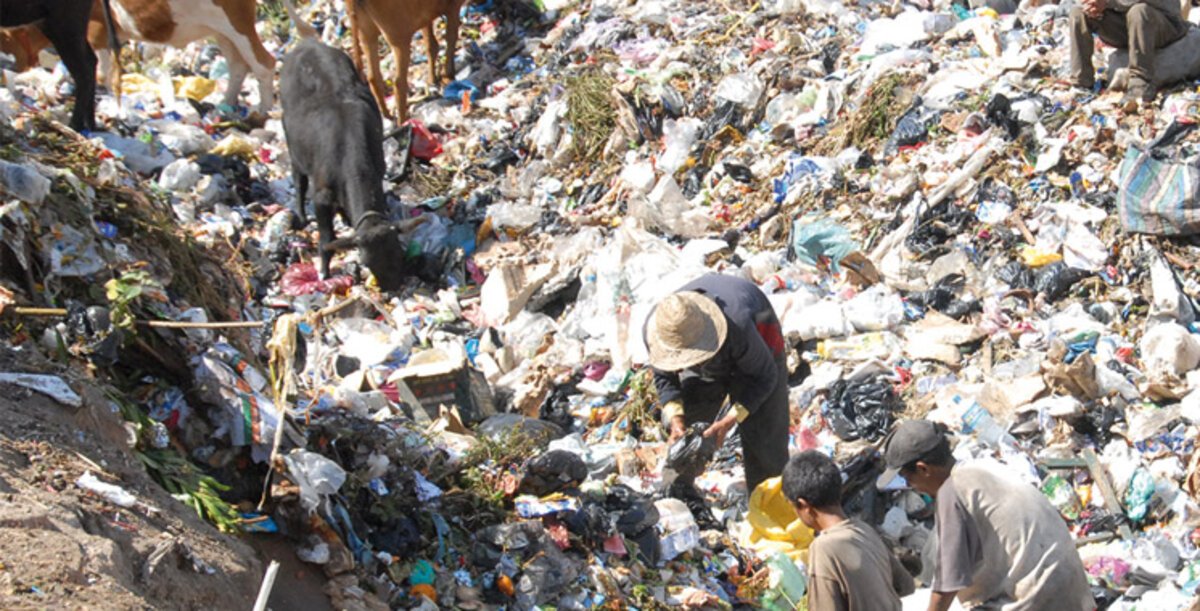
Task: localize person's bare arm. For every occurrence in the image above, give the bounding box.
[927,590,958,611]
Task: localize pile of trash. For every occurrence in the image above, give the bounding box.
[6,0,1200,608]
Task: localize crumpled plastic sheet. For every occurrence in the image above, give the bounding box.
[193,343,280,458]
[283,450,347,514]
[791,215,859,267]
[280,262,354,296]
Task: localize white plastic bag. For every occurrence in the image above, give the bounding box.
[658,118,702,175]
[845,286,906,332]
[283,450,347,513]
[1139,323,1200,376]
[794,299,854,340]
[158,158,202,192]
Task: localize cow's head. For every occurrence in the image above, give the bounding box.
[323,216,428,292]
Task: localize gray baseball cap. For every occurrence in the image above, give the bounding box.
[876,420,948,490]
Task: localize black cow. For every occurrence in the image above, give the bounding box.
[1,0,117,132]
[280,39,422,292]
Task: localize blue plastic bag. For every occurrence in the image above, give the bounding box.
[791,215,859,267]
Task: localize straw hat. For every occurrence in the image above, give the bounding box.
[646,291,728,371]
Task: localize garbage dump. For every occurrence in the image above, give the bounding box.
[4,0,1200,608]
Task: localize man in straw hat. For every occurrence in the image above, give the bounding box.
[644,273,791,492]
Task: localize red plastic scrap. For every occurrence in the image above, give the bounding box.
[404,119,444,161]
[750,38,776,56]
[280,262,354,296]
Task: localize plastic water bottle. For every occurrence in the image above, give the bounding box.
[762,552,807,611]
[954,396,1015,448]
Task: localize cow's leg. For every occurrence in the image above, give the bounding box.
[292,163,309,228]
[347,0,366,74]
[204,0,276,113]
[358,17,391,120]
[378,28,414,122]
[424,24,439,88]
[444,6,461,84]
[314,189,336,279]
[97,48,112,89]
[41,13,98,132]
[214,34,251,109]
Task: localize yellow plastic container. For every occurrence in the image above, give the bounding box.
[742,476,814,561]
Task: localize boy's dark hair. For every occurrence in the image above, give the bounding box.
[782,450,842,508]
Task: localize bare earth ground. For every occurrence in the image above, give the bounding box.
[0,344,331,610]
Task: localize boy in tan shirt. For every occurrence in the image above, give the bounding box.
[783,451,914,611]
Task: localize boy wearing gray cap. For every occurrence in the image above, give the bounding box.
[878,421,1094,611]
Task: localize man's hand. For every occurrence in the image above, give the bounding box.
[669,415,687,442]
[1082,0,1106,19]
[703,413,737,448]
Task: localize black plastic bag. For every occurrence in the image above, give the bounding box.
[1068,395,1125,445]
[885,100,929,155]
[65,303,122,367]
[682,164,709,199]
[977,177,1016,208]
[482,145,520,174]
[563,500,612,546]
[665,423,717,482]
[905,200,974,259]
[669,479,721,531]
[703,100,742,140]
[997,260,1036,290]
[823,376,901,442]
[540,380,579,433]
[519,449,588,496]
[606,485,659,537]
[1091,584,1120,611]
[986,93,1021,140]
[724,162,754,183]
[820,42,841,74]
[908,274,978,319]
[1035,262,1092,302]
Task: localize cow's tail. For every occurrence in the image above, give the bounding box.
[283,0,320,41]
[99,0,122,103]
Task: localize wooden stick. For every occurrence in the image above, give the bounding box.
[14,291,362,328]
[1010,215,1036,244]
[141,320,263,329]
[1164,251,1194,270]
[1082,447,1133,540]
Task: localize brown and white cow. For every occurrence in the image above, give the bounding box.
[1,0,275,112]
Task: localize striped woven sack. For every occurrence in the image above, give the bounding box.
[1117,146,1200,236]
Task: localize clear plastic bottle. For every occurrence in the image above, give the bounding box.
[954,396,1016,447]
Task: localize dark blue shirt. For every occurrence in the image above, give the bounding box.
[646,274,781,416]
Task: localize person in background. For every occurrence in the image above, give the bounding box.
[878,421,1095,611]
[783,450,914,611]
[644,273,791,492]
[1068,0,1186,102]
